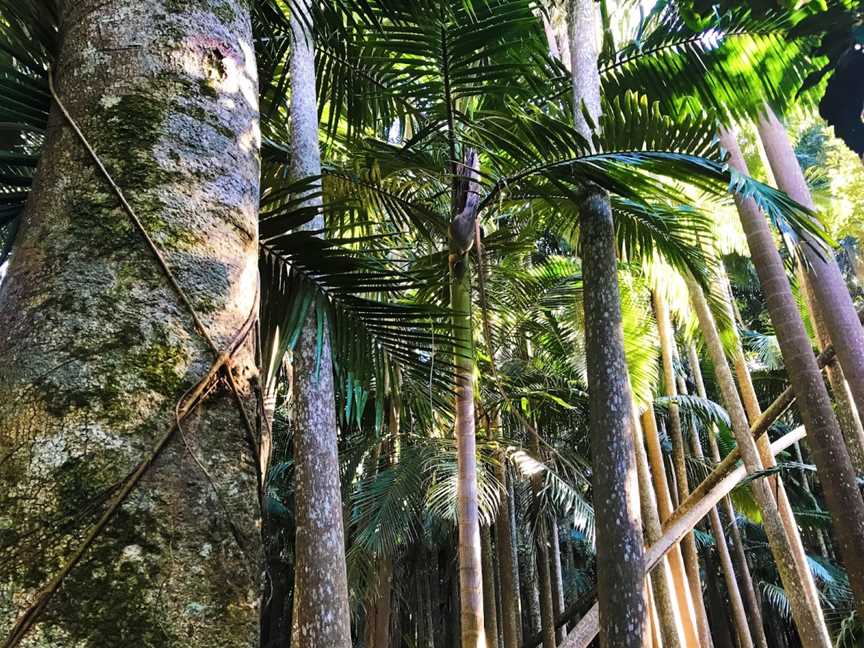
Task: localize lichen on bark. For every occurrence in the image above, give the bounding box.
[0,1,262,645]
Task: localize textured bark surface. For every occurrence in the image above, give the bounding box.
[757,108,864,425]
[568,1,646,645]
[721,125,864,621]
[288,1,352,645]
[0,1,262,645]
[686,272,832,647]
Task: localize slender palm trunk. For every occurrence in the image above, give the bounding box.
[756,108,864,424]
[288,2,353,645]
[686,273,833,646]
[567,2,646,644]
[721,126,864,619]
[652,291,713,648]
[529,426,557,648]
[495,459,522,648]
[549,523,566,644]
[686,345,754,648]
[640,406,702,646]
[482,524,501,648]
[716,268,829,621]
[0,1,261,643]
[631,406,686,648]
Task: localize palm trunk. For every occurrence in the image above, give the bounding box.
[640,406,702,646]
[686,345,754,648]
[288,1,352,645]
[756,108,864,426]
[365,558,394,648]
[567,2,646,645]
[495,460,522,648]
[716,268,829,624]
[0,1,261,643]
[482,524,501,648]
[631,406,686,648]
[652,290,714,648]
[529,426,557,648]
[685,273,833,646]
[549,522,566,644]
[721,125,864,620]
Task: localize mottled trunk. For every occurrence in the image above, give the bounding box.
[288,1,352,645]
[549,522,566,644]
[495,461,522,648]
[756,108,864,428]
[640,406,701,646]
[519,511,543,639]
[652,291,713,648]
[510,477,525,646]
[567,2,646,645]
[529,426,556,648]
[686,345,753,648]
[482,525,501,648]
[0,1,261,644]
[685,272,832,646]
[631,406,686,648]
[721,125,864,621]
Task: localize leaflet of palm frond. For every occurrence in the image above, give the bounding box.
[602,3,823,123]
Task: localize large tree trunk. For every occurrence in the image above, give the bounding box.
[756,108,864,426]
[0,1,261,644]
[288,1,352,645]
[652,290,713,648]
[721,125,864,620]
[567,1,646,645]
[685,272,833,646]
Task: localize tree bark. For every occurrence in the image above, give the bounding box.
[365,558,394,648]
[288,1,352,645]
[685,272,832,646]
[756,107,864,427]
[721,125,864,621]
[652,290,713,648]
[549,522,566,644]
[0,1,261,644]
[529,425,556,648]
[567,2,646,645]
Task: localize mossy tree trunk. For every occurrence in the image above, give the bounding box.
[568,1,646,645]
[0,0,262,645]
[287,0,352,645]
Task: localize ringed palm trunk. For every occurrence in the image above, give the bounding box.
[652,290,713,648]
[756,108,864,426]
[289,1,352,645]
[568,1,646,645]
[685,273,833,647]
[721,126,864,621]
[0,1,261,643]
